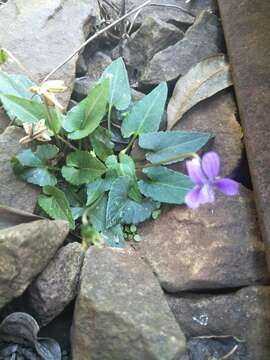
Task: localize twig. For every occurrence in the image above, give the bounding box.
[42,0,151,83]
[1,48,35,81]
[149,2,195,16]
[221,345,239,359]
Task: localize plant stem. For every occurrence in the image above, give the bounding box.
[107,105,112,133]
[122,133,137,154]
[57,135,78,151]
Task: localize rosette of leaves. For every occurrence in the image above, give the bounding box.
[0,57,212,247]
[0,312,61,360]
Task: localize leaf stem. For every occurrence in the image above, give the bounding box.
[122,133,137,154]
[57,135,78,151]
[107,105,112,133]
[137,152,200,169]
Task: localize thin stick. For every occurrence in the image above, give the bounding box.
[42,0,151,83]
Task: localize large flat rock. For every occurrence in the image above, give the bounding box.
[71,247,186,360]
[0,126,39,212]
[140,11,224,85]
[137,185,269,292]
[172,90,243,176]
[0,0,100,107]
[0,219,69,310]
[167,286,270,360]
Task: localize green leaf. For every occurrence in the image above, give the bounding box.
[89,194,126,247]
[90,126,114,161]
[106,176,156,227]
[71,207,84,220]
[121,82,168,138]
[139,131,211,164]
[38,186,75,229]
[138,166,193,205]
[62,80,109,140]
[61,150,106,185]
[100,57,131,111]
[0,49,8,65]
[0,95,46,124]
[0,71,38,99]
[86,178,111,206]
[13,144,59,186]
[105,154,142,202]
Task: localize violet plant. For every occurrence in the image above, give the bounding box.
[0,56,238,248]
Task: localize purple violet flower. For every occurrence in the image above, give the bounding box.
[185,152,239,209]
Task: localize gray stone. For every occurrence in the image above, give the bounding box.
[123,17,183,76]
[172,90,243,177]
[0,126,39,213]
[107,0,195,28]
[0,0,100,108]
[137,185,269,292]
[86,52,112,80]
[140,11,224,85]
[0,219,69,310]
[76,54,88,76]
[72,76,96,101]
[71,247,186,360]
[167,286,270,360]
[29,242,85,326]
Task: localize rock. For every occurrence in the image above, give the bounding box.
[172,90,243,177]
[72,76,96,101]
[76,54,88,76]
[0,126,39,212]
[123,17,183,77]
[0,219,69,310]
[108,0,195,29]
[180,337,247,360]
[86,52,112,80]
[0,111,9,134]
[71,247,186,360]
[29,242,85,326]
[0,0,100,108]
[137,185,269,292]
[140,11,224,85]
[167,286,270,360]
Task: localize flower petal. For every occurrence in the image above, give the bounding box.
[199,184,215,204]
[201,152,220,180]
[186,158,206,185]
[215,178,239,196]
[185,187,201,209]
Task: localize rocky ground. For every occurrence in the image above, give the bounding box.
[0,0,269,359]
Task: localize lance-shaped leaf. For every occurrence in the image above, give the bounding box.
[139,131,212,164]
[0,95,46,124]
[90,126,114,161]
[0,70,38,99]
[86,177,111,206]
[38,186,75,229]
[12,144,59,186]
[138,166,193,204]
[106,176,156,228]
[121,81,168,138]
[167,54,233,129]
[62,80,109,140]
[100,57,131,111]
[88,194,126,248]
[61,150,106,185]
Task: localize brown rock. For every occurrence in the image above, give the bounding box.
[72,247,186,360]
[137,185,269,292]
[29,242,85,326]
[173,90,243,176]
[0,219,69,310]
[0,126,39,213]
[167,286,270,360]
